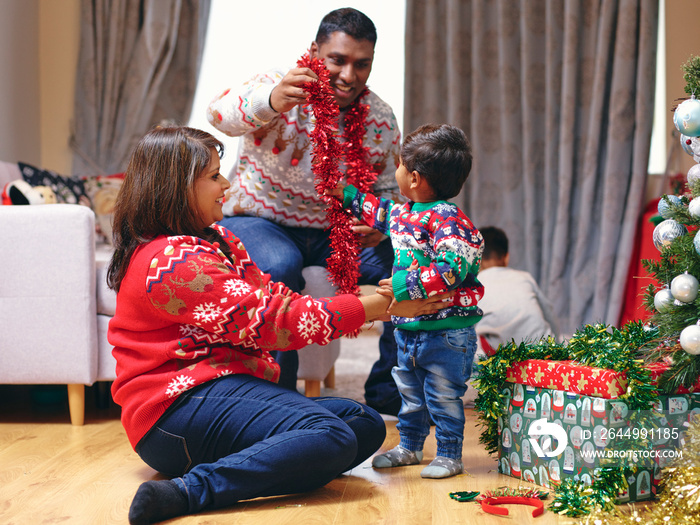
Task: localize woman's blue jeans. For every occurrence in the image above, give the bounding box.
[392,327,477,459]
[135,374,386,513]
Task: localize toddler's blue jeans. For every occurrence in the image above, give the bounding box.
[392,326,477,459]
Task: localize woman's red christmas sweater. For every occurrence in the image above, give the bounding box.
[109,225,365,448]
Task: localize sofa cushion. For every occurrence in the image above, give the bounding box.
[19,161,90,206]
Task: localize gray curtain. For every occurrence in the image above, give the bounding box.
[404,0,658,336]
[71,0,211,176]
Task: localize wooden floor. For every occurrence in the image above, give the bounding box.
[0,384,604,524]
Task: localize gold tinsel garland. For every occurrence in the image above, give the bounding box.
[577,415,700,525]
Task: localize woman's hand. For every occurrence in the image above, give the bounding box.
[375,260,453,318]
[386,291,453,318]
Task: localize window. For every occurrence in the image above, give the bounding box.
[648,0,666,175]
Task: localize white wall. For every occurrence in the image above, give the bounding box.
[0,0,41,166]
[188,0,406,178]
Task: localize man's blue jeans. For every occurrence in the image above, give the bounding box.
[135,374,386,513]
[218,215,401,414]
[392,326,477,459]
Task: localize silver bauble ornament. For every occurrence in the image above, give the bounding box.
[689,197,700,219]
[688,163,700,187]
[654,288,675,313]
[652,219,687,251]
[671,272,699,303]
[680,324,700,355]
[683,135,700,163]
[681,134,695,156]
[674,97,700,137]
[658,195,682,219]
[695,230,700,256]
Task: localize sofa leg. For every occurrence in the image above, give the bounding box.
[67,384,85,425]
[324,366,335,389]
[304,380,321,397]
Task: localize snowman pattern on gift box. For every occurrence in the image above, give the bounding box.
[581,441,596,469]
[563,446,575,474]
[564,402,577,424]
[592,398,607,422]
[510,451,521,478]
[548,459,561,482]
[510,413,523,435]
[609,402,628,426]
[511,384,524,407]
[524,398,538,418]
[521,436,532,466]
[668,397,688,415]
[570,425,584,449]
[593,425,608,449]
[500,456,510,475]
[501,427,512,450]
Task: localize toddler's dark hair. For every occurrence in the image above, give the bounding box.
[400,124,472,200]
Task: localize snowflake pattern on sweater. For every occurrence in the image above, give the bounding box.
[343,185,484,331]
[109,225,365,448]
[207,67,402,228]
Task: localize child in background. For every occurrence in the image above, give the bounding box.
[327,123,484,478]
[475,226,558,353]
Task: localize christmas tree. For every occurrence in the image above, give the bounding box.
[642,55,700,393]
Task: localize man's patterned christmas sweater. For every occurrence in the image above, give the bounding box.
[109,225,365,448]
[342,184,484,331]
[207,67,402,228]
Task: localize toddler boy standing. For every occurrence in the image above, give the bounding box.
[328,124,483,478]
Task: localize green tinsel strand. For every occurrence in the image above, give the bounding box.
[549,467,626,517]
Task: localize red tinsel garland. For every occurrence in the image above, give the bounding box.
[297,51,377,297]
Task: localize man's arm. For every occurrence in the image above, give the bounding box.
[206,67,318,138]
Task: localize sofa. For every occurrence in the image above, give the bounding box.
[0,161,340,424]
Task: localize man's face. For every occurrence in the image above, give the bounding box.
[310,31,375,109]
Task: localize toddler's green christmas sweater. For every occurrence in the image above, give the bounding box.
[343,185,484,331]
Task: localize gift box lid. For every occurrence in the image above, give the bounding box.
[506,359,700,399]
[506,360,628,399]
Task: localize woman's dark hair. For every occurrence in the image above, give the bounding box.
[315,8,377,45]
[400,124,473,201]
[106,126,224,292]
